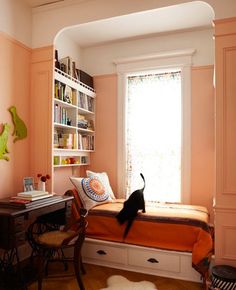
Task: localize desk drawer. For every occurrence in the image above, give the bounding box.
[29,202,65,220]
[128,248,180,273]
[83,242,127,265]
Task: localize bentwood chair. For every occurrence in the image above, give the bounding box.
[27,191,88,290]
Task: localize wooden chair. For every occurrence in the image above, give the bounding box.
[27,191,88,290]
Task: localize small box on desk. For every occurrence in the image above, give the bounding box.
[79,70,94,89]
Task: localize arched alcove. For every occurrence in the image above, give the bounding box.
[54,1,215,75]
[52,1,216,218]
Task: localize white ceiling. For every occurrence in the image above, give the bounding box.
[26,0,214,48]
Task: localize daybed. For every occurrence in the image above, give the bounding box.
[70,188,214,283]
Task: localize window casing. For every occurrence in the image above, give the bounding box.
[114,49,195,204]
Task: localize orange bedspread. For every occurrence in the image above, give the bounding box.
[85,199,213,278]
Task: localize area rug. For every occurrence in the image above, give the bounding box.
[100,275,157,290]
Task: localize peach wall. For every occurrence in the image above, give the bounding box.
[30,46,54,192]
[53,167,86,195]
[191,65,215,220]
[91,69,214,214]
[0,32,31,197]
[89,74,118,194]
[214,17,236,266]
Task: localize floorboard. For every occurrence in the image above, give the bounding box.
[28,263,203,290]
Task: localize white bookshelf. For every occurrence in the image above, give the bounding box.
[53,68,95,168]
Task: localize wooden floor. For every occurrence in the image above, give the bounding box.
[28,262,203,290]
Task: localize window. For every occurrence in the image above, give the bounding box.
[126,71,181,202]
[115,49,194,203]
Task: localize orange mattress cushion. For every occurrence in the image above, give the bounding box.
[85,199,213,278]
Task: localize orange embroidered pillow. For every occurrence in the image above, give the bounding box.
[70,176,112,210]
[86,170,115,199]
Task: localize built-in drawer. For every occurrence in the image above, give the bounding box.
[82,242,127,265]
[128,248,180,273]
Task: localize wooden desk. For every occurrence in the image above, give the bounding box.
[0,195,73,289]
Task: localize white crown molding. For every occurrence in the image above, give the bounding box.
[114,49,196,65]
[114,49,196,74]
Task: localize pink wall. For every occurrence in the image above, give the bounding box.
[54,167,86,195]
[0,32,31,197]
[91,68,215,214]
[89,74,118,193]
[0,32,214,216]
[191,66,215,219]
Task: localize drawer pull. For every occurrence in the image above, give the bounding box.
[96,250,107,255]
[147,258,159,264]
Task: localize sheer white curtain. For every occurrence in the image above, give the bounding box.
[126,71,181,202]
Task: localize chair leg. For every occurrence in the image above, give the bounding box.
[80,256,86,275]
[37,249,47,290]
[73,235,85,290]
[60,249,68,271]
[73,253,85,290]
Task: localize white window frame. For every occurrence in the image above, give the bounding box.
[114,49,195,203]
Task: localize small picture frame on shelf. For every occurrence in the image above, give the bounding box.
[23,177,34,192]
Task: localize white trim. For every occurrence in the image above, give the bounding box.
[114,49,196,66]
[181,65,192,204]
[82,238,201,282]
[115,49,195,203]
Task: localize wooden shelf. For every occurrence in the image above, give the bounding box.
[54,123,77,130]
[54,163,89,168]
[54,98,77,109]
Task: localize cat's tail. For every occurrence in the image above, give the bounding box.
[140,173,145,190]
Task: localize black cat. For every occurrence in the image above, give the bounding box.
[116,173,146,238]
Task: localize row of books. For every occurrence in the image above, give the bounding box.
[56,54,94,89]
[54,131,94,151]
[54,80,95,113]
[54,104,72,126]
[54,105,95,132]
[0,191,60,209]
[54,131,76,149]
[55,81,77,104]
[58,56,79,80]
[78,134,94,151]
[78,92,94,112]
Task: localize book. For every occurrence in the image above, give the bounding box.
[17,190,49,198]
[12,193,53,201]
[59,56,72,76]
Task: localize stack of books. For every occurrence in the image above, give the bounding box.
[0,191,60,209]
[12,191,53,202]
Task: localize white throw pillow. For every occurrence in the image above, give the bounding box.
[86,170,116,199]
[70,176,112,210]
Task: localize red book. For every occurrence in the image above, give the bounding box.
[10,198,31,204]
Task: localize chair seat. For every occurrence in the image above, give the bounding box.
[37,230,77,247]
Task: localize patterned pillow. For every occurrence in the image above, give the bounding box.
[86,170,116,199]
[70,176,112,210]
